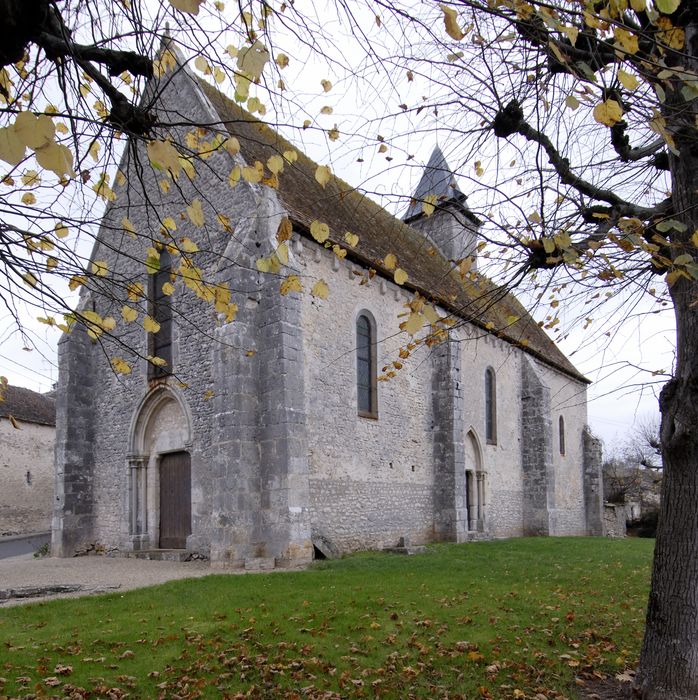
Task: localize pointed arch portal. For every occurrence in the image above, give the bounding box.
[128,386,193,549]
[464,429,486,533]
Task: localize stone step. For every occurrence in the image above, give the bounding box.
[124,549,197,562]
[244,557,276,571]
[383,546,427,556]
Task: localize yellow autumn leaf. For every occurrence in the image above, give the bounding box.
[69,275,86,291]
[88,140,101,162]
[618,69,639,91]
[143,316,161,333]
[21,169,40,186]
[565,94,580,110]
[167,0,204,15]
[283,149,298,163]
[242,161,263,183]
[344,232,359,247]
[422,194,437,216]
[34,142,74,178]
[46,257,58,271]
[14,111,55,149]
[187,198,205,227]
[92,260,109,276]
[267,154,284,174]
[402,311,425,335]
[180,237,199,253]
[23,272,38,287]
[384,253,398,270]
[0,126,26,165]
[236,40,270,82]
[148,355,168,367]
[147,139,181,176]
[593,99,623,126]
[423,305,441,325]
[162,217,177,231]
[194,55,210,74]
[111,357,132,375]
[256,257,271,273]
[277,242,289,265]
[440,3,465,40]
[277,217,293,243]
[55,222,69,239]
[321,79,332,92]
[655,0,680,13]
[310,220,330,243]
[315,164,331,188]
[311,279,330,299]
[122,217,136,238]
[121,306,138,323]
[614,28,639,54]
[223,137,240,156]
[21,192,36,205]
[394,268,408,285]
[276,53,289,69]
[280,274,303,296]
[228,165,241,187]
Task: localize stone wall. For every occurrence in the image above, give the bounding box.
[533,360,590,536]
[603,503,627,538]
[0,419,54,535]
[457,328,525,538]
[299,242,435,551]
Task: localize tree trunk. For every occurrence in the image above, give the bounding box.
[635,11,698,696]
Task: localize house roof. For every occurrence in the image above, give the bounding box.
[197,79,588,384]
[0,385,56,426]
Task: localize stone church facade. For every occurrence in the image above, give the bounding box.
[52,52,604,566]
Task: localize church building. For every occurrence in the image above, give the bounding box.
[52,52,604,567]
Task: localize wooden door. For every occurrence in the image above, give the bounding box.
[159,451,191,549]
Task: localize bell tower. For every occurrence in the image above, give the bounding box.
[403,146,480,268]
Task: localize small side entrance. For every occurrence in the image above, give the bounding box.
[159,451,191,549]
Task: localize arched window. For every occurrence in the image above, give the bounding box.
[149,249,173,378]
[485,367,497,444]
[356,312,377,418]
[559,415,566,455]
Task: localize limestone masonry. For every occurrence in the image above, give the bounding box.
[52,49,603,567]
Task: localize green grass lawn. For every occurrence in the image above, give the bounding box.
[0,538,653,699]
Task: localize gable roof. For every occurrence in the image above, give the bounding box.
[0,385,56,426]
[196,79,588,384]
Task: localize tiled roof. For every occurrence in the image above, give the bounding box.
[198,80,588,384]
[0,385,56,426]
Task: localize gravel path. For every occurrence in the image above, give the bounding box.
[0,554,220,607]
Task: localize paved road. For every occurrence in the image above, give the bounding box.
[0,532,50,559]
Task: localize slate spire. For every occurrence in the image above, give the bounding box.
[403,146,467,222]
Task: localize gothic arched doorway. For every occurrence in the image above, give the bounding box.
[128,386,193,550]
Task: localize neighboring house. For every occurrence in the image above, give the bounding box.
[52,47,604,566]
[1,385,56,535]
